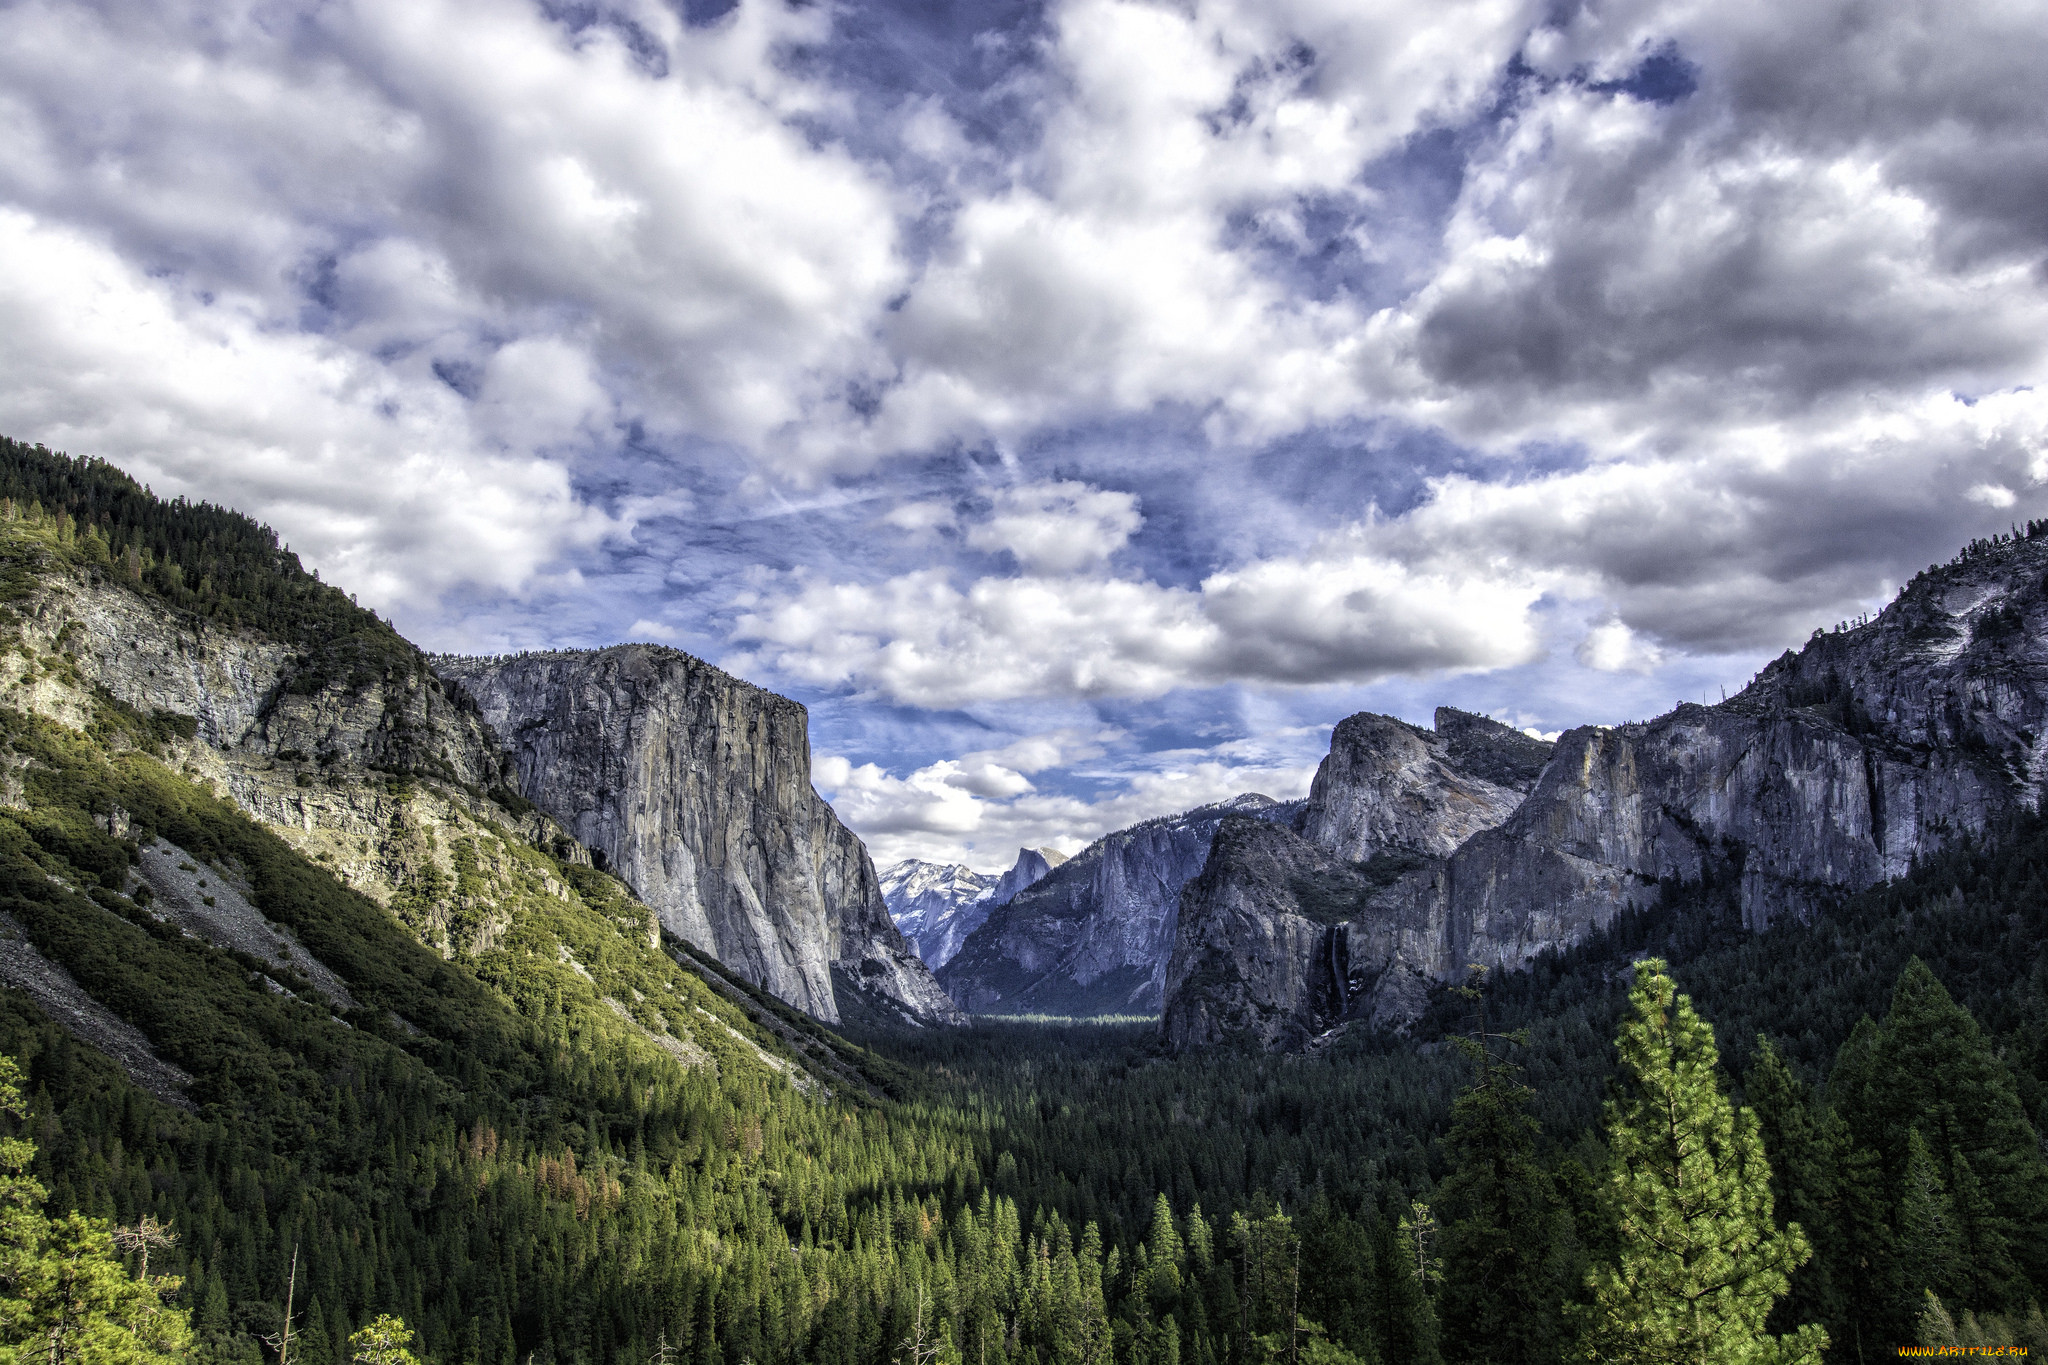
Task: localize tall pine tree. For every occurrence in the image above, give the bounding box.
[1570,961,1826,1365]
[1837,959,2048,1313]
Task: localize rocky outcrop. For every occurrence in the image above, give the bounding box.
[1161,820,1388,1052]
[881,847,1066,969]
[940,795,1297,1016]
[991,847,1066,905]
[1164,530,2048,1050]
[0,556,580,918]
[1302,708,1550,859]
[435,647,962,1027]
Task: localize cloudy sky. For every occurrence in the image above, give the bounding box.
[3,0,2045,869]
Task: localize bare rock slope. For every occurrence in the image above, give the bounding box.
[435,647,962,1026]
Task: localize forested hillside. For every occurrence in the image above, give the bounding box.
[0,436,421,702]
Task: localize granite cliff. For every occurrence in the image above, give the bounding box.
[940,795,1298,1016]
[1164,532,2048,1050]
[435,648,962,1026]
[989,846,1066,905]
[1302,708,1552,859]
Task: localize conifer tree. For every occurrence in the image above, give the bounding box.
[1570,961,1826,1365]
[1743,1040,1846,1342]
[1820,957,2048,1332]
[347,1316,424,1365]
[1896,1128,1966,1309]
[1145,1195,1184,1313]
[1370,1215,1439,1365]
[1435,1039,1572,1365]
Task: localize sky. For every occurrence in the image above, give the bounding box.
[2,0,2045,870]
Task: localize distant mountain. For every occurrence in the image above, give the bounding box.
[1165,527,2048,1050]
[881,847,1067,968]
[938,794,1299,1017]
[880,860,995,966]
[989,845,1066,905]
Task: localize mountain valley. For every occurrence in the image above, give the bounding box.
[2,437,2046,1365]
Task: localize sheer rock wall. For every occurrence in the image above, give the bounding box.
[437,647,962,1026]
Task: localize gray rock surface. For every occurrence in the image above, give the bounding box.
[1164,531,2048,1050]
[1302,708,1550,859]
[0,562,572,914]
[990,847,1066,905]
[436,647,963,1026]
[940,794,1297,1016]
[133,839,358,1010]
[1160,819,1368,1052]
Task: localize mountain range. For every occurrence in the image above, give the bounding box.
[1163,529,2048,1048]
[19,430,2045,1060]
[849,529,2048,1056]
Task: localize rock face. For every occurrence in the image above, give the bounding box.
[881,847,1066,969]
[0,551,580,922]
[1164,532,2048,1050]
[1302,708,1551,859]
[436,648,962,1026]
[1159,820,1381,1051]
[881,861,998,967]
[990,847,1066,905]
[941,795,1297,1016]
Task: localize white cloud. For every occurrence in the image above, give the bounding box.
[1576,619,1663,673]
[2,0,2045,750]
[732,483,1548,705]
[0,208,616,608]
[882,500,957,534]
[964,480,1141,574]
[816,726,1322,868]
[850,0,1541,457]
[1372,385,2048,651]
[0,0,910,571]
